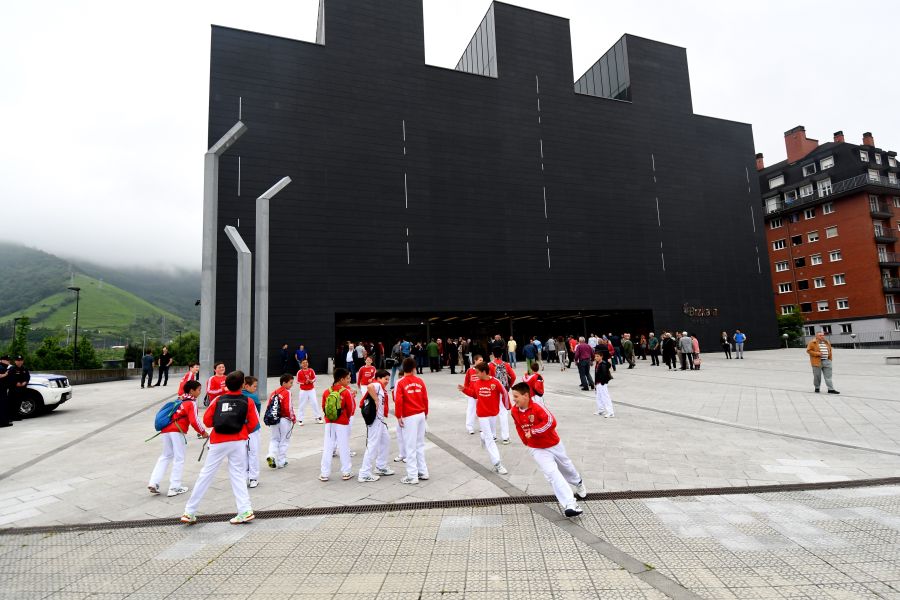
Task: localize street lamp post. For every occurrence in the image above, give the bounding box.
[68,287,81,369]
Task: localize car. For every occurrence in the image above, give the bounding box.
[17,373,73,418]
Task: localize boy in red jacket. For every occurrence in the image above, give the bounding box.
[177,362,200,396]
[461,355,485,434]
[489,349,516,444]
[319,368,356,481]
[394,357,429,484]
[148,380,207,497]
[357,369,395,482]
[510,382,586,518]
[295,358,324,425]
[459,361,510,474]
[523,362,546,406]
[266,373,296,469]
[182,371,259,524]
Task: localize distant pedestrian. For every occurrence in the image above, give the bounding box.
[662,333,677,370]
[733,330,746,359]
[721,331,732,359]
[523,338,538,374]
[806,332,839,394]
[593,350,614,417]
[279,343,292,373]
[678,332,694,370]
[648,333,660,366]
[622,334,635,369]
[573,337,595,391]
[154,346,173,387]
[556,337,567,371]
[345,342,358,383]
[691,335,701,370]
[141,349,155,389]
[507,336,518,368]
[426,339,440,372]
[0,355,13,427]
[6,356,28,421]
[294,344,309,367]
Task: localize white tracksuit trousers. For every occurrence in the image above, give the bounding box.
[402,412,428,480]
[492,404,510,441]
[247,429,260,479]
[478,416,501,466]
[148,432,187,490]
[465,398,477,433]
[595,384,614,416]
[267,419,293,467]
[395,419,406,460]
[184,440,251,515]
[297,388,322,421]
[320,423,351,477]
[358,419,390,478]
[530,442,581,510]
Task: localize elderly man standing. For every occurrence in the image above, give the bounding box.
[678,331,694,370]
[573,337,595,391]
[806,331,839,394]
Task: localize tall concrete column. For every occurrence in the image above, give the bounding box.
[199,121,247,380]
[253,176,292,402]
[224,225,252,374]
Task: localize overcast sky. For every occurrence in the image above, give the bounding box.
[2,1,896,269]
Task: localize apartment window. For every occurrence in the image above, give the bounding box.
[817,178,832,197]
[889,173,898,185]
[804,208,816,219]
[869,169,881,182]
[813,277,826,288]
[821,324,832,334]
[820,156,835,170]
[837,299,849,310]
[889,156,897,168]
[829,250,842,262]
[879,245,888,261]
[825,226,838,238]
[888,295,897,314]
[794,257,806,268]
[789,213,801,223]
[860,150,869,162]
[778,282,793,293]
[800,303,813,313]
[895,319,900,330]
[823,202,835,214]
[811,253,823,265]
[817,300,829,312]
[804,325,815,336]
[833,274,846,285]
[797,279,809,290]
[808,231,819,242]
[799,184,814,198]
[897,221,900,232]
[894,197,900,208]
[802,163,816,177]
[781,305,795,315]
[875,154,882,165]
[840,323,852,333]
[770,218,783,229]
[875,222,885,236]
[775,261,789,272]
[769,175,784,189]
[792,235,803,246]
[784,190,798,203]
[773,239,786,250]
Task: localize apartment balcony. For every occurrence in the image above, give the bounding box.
[764,172,900,217]
[875,228,898,244]
[871,202,894,218]
[880,252,900,267]
[884,278,900,293]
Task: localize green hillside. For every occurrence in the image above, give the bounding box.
[0,242,72,314]
[1,273,186,338]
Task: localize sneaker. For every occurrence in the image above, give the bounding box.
[358,474,380,483]
[827,390,840,394]
[319,475,329,482]
[604,414,612,419]
[248,479,259,489]
[376,467,396,476]
[400,476,419,485]
[494,463,509,475]
[341,472,354,480]
[267,456,276,469]
[393,456,405,463]
[315,417,325,424]
[167,486,189,497]
[230,510,255,524]
[501,439,510,445]
[349,451,357,457]
[564,506,583,518]
[594,411,603,416]
[418,473,430,480]
[814,388,820,393]
[467,430,475,435]
[180,513,197,524]
[575,480,587,499]
[298,421,304,427]
[148,484,160,495]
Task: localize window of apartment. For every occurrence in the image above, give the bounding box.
[775,261,789,272]
[860,150,869,162]
[802,163,816,177]
[875,222,885,236]
[889,156,898,168]
[797,279,809,290]
[817,300,829,312]
[781,305,795,315]
[889,173,898,185]
[770,218,783,229]
[813,277,826,288]
[869,169,881,182]
[823,202,835,214]
[895,319,900,331]
[811,253,823,265]
[817,178,832,197]
[875,153,882,165]
[897,220,900,232]
[840,323,852,333]
[808,231,819,242]
[837,299,849,310]
[888,295,896,314]
[804,325,815,336]
[768,174,784,189]
[870,194,880,206]
[799,184,814,198]
[773,239,786,250]
[829,250,842,262]
[833,274,846,285]
[778,282,793,293]
[821,324,832,334]
[784,190,798,203]
[792,235,803,246]
[825,226,838,238]
[789,213,801,223]
[800,302,813,313]
[820,156,835,170]
[894,197,900,208]
[804,208,816,219]
[879,245,888,261]
[794,257,806,268]
[765,196,781,214]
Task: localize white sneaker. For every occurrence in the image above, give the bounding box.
[147,484,160,495]
[393,456,405,463]
[494,463,509,475]
[349,451,357,457]
[605,414,613,419]
[357,474,380,483]
[564,505,583,518]
[376,467,395,476]
[501,439,510,445]
[418,473,430,480]
[575,480,587,499]
[248,479,259,489]
[400,476,419,485]
[315,417,325,424]
[167,486,189,497]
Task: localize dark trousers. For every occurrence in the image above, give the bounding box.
[680,352,695,370]
[155,365,170,386]
[722,344,732,359]
[1,387,10,424]
[625,354,635,368]
[650,349,660,366]
[347,361,357,384]
[141,368,154,387]
[577,360,594,389]
[429,357,439,372]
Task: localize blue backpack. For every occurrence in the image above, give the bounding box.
[154,400,183,432]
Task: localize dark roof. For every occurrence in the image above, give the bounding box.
[759,141,839,175]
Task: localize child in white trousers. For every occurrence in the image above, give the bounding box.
[241,376,261,487]
[265,374,296,469]
[593,351,615,418]
[357,370,396,482]
[295,359,324,425]
[459,361,510,474]
[394,358,430,484]
[319,369,355,481]
[148,380,207,497]
[510,382,586,517]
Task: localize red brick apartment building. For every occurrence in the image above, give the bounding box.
[758,127,900,346]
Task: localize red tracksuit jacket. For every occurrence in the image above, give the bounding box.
[357,365,376,389]
[524,373,545,397]
[394,374,428,418]
[296,367,316,390]
[177,371,198,396]
[206,375,227,403]
[162,397,206,435]
[463,377,510,418]
[511,399,560,449]
[268,386,295,422]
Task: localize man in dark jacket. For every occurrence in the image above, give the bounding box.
[573,337,595,391]
[0,355,12,426]
[622,334,635,369]
[7,355,29,421]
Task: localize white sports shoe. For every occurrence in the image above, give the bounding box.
[494,463,509,475]
[167,486,189,497]
[575,480,587,499]
[400,476,419,485]
[376,467,396,476]
[357,474,380,483]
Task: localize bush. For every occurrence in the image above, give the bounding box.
[777,310,805,348]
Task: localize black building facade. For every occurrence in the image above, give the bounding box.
[209,0,778,372]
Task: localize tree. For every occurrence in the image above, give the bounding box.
[32,337,71,371]
[777,309,804,348]
[7,316,30,361]
[74,335,103,369]
[170,331,199,366]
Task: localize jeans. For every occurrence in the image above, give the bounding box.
[650,349,660,366]
[735,342,744,358]
[141,368,154,387]
[347,361,357,384]
[508,351,516,368]
[389,363,400,389]
[813,359,834,391]
[577,360,594,389]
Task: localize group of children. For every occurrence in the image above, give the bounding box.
[147,345,605,524]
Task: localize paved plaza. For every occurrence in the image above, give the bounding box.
[1,348,899,598]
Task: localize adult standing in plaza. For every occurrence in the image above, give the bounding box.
[279,343,292,373]
[507,336,517,368]
[573,337,595,391]
[523,338,538,375]
[733,330,747,359]
[678,331,694,370]
[0,355,14,426]
[345,342,357,384]
[648,333,660,366]
[662,333,677,370]
[622,334,635,369]
[141,348,155,388]
[447,339,459,375]
[426,339,440,372]
[546,337,556,363]
[806,331,840,394]
[294,344,309,367]
[556,337,567,370]
[154,346,173,387]
[6,355,29,420]
[720,331,732,359]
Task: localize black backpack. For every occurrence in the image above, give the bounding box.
[263,392,282,426]
[213,394,248,434]
[360,389,377,426]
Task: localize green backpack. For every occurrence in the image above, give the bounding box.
[323,388,343,421]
